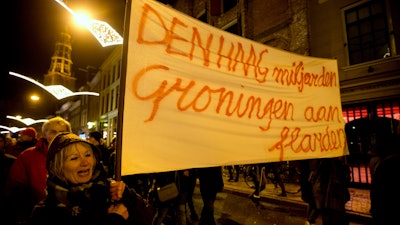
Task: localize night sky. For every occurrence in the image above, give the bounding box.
[2,0,126,128]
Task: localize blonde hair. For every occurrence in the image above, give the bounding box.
[42,116,72,134]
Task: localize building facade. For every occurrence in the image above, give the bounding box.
[307,0,400,188]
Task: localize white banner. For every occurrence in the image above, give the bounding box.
[121,0,348,175]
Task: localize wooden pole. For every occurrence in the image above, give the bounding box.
[114,0,131,181]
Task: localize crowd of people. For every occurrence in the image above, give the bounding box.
[0,116,225,225]
[1,115,399,225]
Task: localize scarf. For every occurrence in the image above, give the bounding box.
[45,173,110,217]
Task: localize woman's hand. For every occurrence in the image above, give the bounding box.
[109,180,126,201]
[108,203,129,220]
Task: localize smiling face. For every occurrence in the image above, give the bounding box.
[63,142,96,184]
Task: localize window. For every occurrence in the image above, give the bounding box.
[343,100,399,155]
[106,93,110,112]
[210,0,238,15]
[198,11,207,23]
[342,101,399,122]
[111,89,114,110]
[101,95,105,114]
[343,106,368,123]
[225,22,240,35]
[223,0,237,13]
[376,102,400,119]
[117,61,121,79]
[345,0,391,65]
[116,85,119,108]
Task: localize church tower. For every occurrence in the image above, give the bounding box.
[43,27,76,91]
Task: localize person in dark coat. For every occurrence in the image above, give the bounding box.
[369,123,400,225]
[304,157,350,225]
[370,150,400,225]
[151,169,192,225]
[298,159,312,205]
[175,169,194,225]
[150,170,178,225]
[186,168,199,222]
[227,165,240,182]
[248,163,266,204]
[197,166,224,225]
[88,131,112,177]
[0,133,17,222]
[248,162,287,204]
[29,132,152,225]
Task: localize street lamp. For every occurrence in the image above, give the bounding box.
[30,95,40,101]
[54,0,123,47]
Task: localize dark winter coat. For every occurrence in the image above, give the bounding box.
[370,152,400,225]
[197,166,224,198]
[308,158,350,211]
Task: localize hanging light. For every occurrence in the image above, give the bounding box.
[54,0,123,47]
[9,71,99,100]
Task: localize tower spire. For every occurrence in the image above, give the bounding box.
[43,26,76,91]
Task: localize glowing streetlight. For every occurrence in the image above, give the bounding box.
[9,71,99,100]
[55,0,123,47]
[31,95,40,101]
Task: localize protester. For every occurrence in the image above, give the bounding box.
[0,132,9,177]
[175,169,192,225]
[4,134,17,155]
[176,169,198,225]
[88,131,111,176]
[6,127,38,157]
[248,162,287,205]
[0,133,15,190]
[28,132,152,225]
[197,166,224,225]
[248,164,266,204]
[227,165,240,182]
[108,136,117,178]
[4,116,72,225]
[187,168,199,223]
[369,122,400,225]
[150,170,178,225]
[266,162,287,197]
[304,157,350,225]
[298,159,313,207]
[0,133,17,219]
[139,168,196,225]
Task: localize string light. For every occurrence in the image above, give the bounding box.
[6,116,48,126]
[9,71,99,100]
[0,125,26,133]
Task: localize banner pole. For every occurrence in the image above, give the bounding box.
[114,0,131,181]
